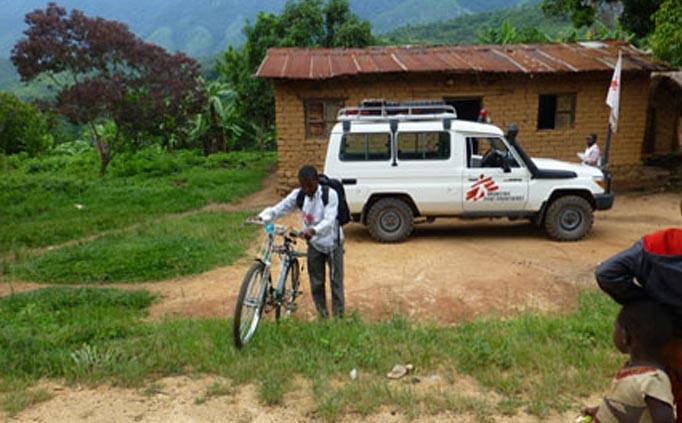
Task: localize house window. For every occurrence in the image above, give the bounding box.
[537,93,576,130]
[397,132,451,160]
[339,133,391,161]
[305,99,344,139]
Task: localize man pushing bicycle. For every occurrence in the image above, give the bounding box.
[258,165,347,318]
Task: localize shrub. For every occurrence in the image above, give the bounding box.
[0,92,50,156]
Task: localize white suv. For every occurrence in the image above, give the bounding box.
[323,100,614,242]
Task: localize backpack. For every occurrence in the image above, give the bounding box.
[296,174,351,226]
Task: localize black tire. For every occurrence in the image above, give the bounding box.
[543,195,594,241]
[233,262,267,349]
[367,198,414,243]
[275,258,300,321]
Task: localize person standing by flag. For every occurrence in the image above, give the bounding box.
[578,133,601,166]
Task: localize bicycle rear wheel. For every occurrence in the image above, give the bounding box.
[275,258,300,321]
[233,262,268,349]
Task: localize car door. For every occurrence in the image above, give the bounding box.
[461,135,530,212]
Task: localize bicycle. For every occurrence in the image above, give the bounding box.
[233,218,307,349]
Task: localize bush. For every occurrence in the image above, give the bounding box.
[0,92,51,156]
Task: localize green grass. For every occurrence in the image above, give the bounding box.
[7,211,256,284]
[0,288,153,382]
[1,385,53,417]
[0,287,622,419]
[0,148,275,254]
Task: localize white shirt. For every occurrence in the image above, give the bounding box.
[259,185,343,253]
[580,143,601,166]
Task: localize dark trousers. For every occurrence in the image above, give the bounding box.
[307,243,344,318]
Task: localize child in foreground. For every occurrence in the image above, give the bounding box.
[580,300,676,423]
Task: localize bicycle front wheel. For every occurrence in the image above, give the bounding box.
[275,258,300,321]
[233,262,268,349]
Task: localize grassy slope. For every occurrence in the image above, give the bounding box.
[9,211,255,284]
[0,149,275,284]
[0,149,274,252]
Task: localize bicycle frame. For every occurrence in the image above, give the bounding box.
[254,223,305,311]
[234,220,308,348]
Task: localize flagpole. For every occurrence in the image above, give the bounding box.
[603,50,621,181]
[603,123,612,168]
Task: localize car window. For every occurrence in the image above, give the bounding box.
[397,132,450,161]
[340,133,391,161]
[466,137,519,168]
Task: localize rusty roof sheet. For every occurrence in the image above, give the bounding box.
[256,41,669,80]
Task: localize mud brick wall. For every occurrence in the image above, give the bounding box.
[272,72,651,194]
[650,83,682,155]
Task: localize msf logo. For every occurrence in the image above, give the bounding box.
[466,174,499,201]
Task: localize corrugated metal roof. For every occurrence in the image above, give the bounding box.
[256,41,669,80]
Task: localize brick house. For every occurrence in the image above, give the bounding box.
[256,41,673,193]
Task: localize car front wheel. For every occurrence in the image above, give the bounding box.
[543,195,594,241]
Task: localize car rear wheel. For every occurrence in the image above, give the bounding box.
[367,198,414,243]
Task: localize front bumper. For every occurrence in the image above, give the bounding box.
[594,193,615,210]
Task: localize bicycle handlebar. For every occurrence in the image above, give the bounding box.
[245,218,303,239]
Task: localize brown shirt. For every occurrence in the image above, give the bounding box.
[595,366,674,423]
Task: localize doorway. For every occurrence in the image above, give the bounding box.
[444,97,482,121]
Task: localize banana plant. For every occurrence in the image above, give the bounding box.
[190,78,246,155]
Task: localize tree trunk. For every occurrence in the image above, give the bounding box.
[210,107,227,154]
[99,151,111,175]
[92,125,113,175]
[95,137,111,175]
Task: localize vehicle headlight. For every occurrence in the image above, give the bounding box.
[593,177,607,190]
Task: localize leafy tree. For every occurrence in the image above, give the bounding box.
[217,0,373,147]
[650,0,682,67]
[323,0,373,48]
[11,3,203,174]
[0,92,50,156]
[541,0,662,38]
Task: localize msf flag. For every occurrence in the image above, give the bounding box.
[606,52,622,132]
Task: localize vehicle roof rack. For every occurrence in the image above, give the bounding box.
[338,99,457,122]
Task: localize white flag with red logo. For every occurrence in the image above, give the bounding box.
[606,51,622,132]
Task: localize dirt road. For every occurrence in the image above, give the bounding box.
[132,189,681,323]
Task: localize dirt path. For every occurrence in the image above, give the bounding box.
[3,374,598,423]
